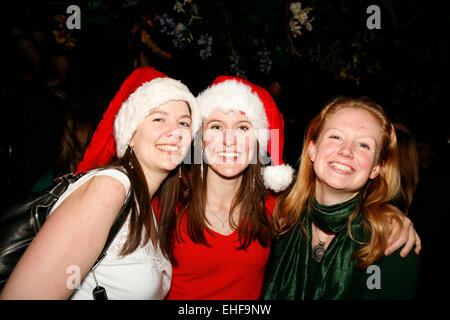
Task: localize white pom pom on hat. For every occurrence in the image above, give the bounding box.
[196,76,294,192]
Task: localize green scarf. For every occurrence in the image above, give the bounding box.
[261,195,370,300]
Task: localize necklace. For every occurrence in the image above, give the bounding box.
[212,211,227,229]
[312,224,326,262]
[206,204,229,230]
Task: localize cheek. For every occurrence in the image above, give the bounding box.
[202,135,218,163]
[244,135,258,159]
[315,142,336,161]
[203,129,221,147]
[357,152,378,172]
[179,128,192,143]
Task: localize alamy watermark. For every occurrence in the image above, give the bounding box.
[66,5,81,30]
[66,264,81,290]
[366,264,381,289]
[366,5,381,30]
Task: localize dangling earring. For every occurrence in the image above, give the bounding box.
[178,165,182,179]
[200,147,204,180]
[252,174,255,191]
[129,147,134,169]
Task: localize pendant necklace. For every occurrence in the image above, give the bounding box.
[207,205,228,230]
[312,225,326,263]
[213,212,227,229]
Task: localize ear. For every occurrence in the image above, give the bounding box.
[369,163,381,179]
[308,140,317,162]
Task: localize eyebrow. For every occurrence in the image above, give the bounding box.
[236,120,252,126]
[205,118,223,126]
[206,119,252,126]
[148,110,191,119]
[325,128,377,142]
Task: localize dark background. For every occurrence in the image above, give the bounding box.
[0,0,448,299]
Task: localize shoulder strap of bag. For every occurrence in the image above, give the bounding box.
[54,172,133,269]
[91,190,133,269]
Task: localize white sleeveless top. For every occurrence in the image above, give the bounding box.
[49,168,172,300]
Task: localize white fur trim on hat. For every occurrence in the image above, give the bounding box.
[197,79,269,151]
[263,164,295,192]
[114,77,201,157]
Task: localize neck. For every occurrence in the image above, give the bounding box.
[314,182,359,206]
[142,167,170,198]
[205,168,242,209]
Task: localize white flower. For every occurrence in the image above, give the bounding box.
[296,11,309,25]
[289,20,302,37]
[175,23,185,32]
[290,2,302,15]
[305,22,313,32]
[173,1,185,13]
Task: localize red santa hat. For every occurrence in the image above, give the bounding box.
[76,66,200,173]
[196,76,294,192]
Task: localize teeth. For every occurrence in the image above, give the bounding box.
[218,152,240,158]
[157,145,179,152]
[329,162,352,172]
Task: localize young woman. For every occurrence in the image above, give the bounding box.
[165,78,420,300]
[0,66,200,300]
[261,97,420,300]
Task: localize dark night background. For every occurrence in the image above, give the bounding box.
[0,0,448,300]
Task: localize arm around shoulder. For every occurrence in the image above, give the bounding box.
[0,175,128,299]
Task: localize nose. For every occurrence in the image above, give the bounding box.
[338,141,353,158]
[223,129,236,147]
[165,120,183,140]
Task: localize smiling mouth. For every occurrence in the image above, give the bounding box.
[156,144,180,153]
[217,151,240,162]
[329,162,354,174]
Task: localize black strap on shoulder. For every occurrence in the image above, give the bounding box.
[92,190,134,269]
[47,173,84,200]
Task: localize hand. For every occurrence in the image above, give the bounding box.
[385,215,421,257]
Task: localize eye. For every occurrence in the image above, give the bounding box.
[153,118,164,123]
[179,121,191,128]
[237,125,250,132]
[359,143,370,150]
[210,124,222,130]
[329,135,340,140]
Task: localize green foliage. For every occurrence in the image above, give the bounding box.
[80,0,447,87]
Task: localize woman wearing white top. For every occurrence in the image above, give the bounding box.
[0,66,200,299]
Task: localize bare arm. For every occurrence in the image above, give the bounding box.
[0,176,127,299]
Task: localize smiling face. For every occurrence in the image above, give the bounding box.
[202,109,258,179]
[308,107,383,202]
[129,100,192,173]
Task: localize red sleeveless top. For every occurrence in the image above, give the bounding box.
[166,194,277,300]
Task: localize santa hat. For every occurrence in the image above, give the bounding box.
[76,66,200,173]
[196,76,294,192]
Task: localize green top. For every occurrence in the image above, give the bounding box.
[261,195,420,300]
[361,247,420,300]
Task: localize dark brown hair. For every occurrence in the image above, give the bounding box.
[108,146,189,261]
[172,146,273,264]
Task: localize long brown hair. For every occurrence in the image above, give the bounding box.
[108,146,189,261]
[273,96,404,268]
[175,145,272,262]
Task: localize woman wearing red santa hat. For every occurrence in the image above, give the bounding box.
[165,76,420,300]
[0,66,200,300]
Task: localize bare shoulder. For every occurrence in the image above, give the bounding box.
[79,174,128,202]
[53,173,129,224]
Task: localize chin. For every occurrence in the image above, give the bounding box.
[212,164,246,179]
